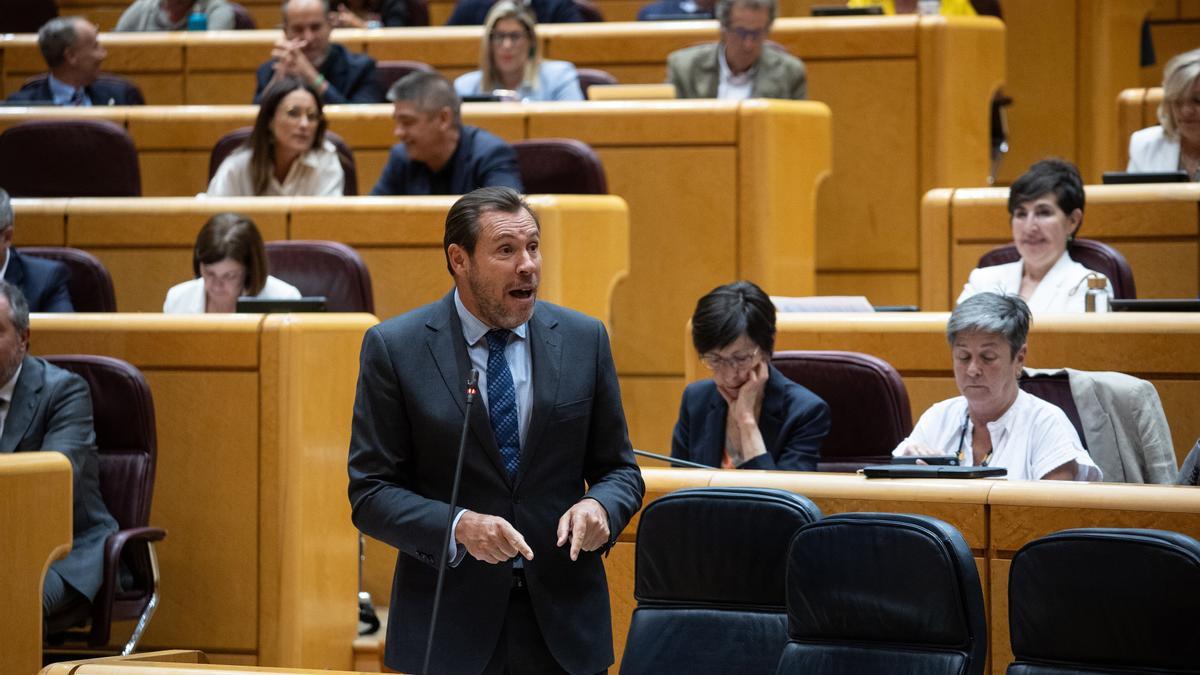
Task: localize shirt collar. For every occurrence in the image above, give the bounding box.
[47,74,84,105]
[0,362,23,407]
[717,43,758,85]
[453,288,528,347]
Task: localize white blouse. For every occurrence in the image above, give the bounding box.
[893,389,1102,481]
[205,140,344,197]
[958,251,1111,314]
[162,275,302,314]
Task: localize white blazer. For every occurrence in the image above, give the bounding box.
[163,275,301,313]
[958,251,1110,313]
[1127,125,1182,173]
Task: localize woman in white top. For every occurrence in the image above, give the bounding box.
[895,293,1100,481]
[163,213,301,314]
[207,76,344,197]
[958,158,1111,313]
[1127,47,1200,178]
[453,1,584,102]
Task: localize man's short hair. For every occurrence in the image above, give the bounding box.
[38,16,83,69]
[443,187,538,276]
[690,280,776,356]
[0,188,12,233]
[0,280,32,335]
[387,71,462,125]
[1007,158,1085,217]
[715,0,777,27]
[281,0,333,17]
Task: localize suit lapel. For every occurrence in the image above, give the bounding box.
[4,252,25,287]
[1,356,41,453]
[756,367,787,456]
[515,306,560,488]
[697,47,721,98]
[698,388,727,468]
[425,293,510,480]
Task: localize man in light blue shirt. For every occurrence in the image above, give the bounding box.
[6,18,144,106]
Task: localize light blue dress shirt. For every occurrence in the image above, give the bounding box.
[48,75,92,107]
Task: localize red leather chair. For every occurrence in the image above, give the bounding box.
[513,138,608,194]
[576,68,617,98]
[1,0,57,33]
[0,119,141,197]
[207,127,358,196]
[17,72,145,106]
[265,240,375,313]
[19,247,117,312]
[42,355,165,655]
[977,238,1137,299]
[1017,371,1088,451]
[771,351,912,472]
[405,0,430,25]
[229,2,257,28]
[373,59,436,98]
[574,0,603,20]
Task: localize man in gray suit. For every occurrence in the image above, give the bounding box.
[348,187,644,674]
[0,281,117,615]
[666,0,806,100]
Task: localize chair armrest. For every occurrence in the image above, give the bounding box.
[90,526,167,645]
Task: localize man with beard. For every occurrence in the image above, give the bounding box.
[0,281,117,616]
[370,71,524,195]
[253,0,382,104]
[347,186,643,674]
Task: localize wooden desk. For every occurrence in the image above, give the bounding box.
[0,452,73,675]
[29,313,376,668]
[918,183,1200,310]
[41,649,380,674]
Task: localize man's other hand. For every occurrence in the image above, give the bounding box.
[556,498,610,561]
[455,511,533,564]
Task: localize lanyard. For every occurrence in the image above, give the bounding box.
[956,409,994,467]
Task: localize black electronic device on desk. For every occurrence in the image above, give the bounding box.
[811,5,883,15]
[236,297,327,313]
[861,464,1007,479]
[1101,170,1189,184]
[1111,298,1200,312]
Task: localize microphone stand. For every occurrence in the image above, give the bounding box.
[422,369,479,675]
[632,448,712,469]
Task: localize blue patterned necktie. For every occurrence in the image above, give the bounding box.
[69,88,85,106]
[485,329,521,479]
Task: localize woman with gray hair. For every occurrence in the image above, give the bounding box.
[1128,47,1200,178]
[893,292,1100,481]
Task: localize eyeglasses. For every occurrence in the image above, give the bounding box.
[723,25,766,42]
[701,348,760,372]
[490,30,529,45]
[282,106,321,123]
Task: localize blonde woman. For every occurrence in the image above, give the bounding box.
[1128,47,1200,179]
[453,1,584,101]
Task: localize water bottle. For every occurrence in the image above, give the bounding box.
[1084,273,1111,313]
[917,0,940,15]
[187,8,208,31]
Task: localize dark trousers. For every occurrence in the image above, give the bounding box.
[483,573,569,675]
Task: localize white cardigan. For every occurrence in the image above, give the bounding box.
[1127,125,1182,173]
[163,275,301,313]
[957,251,1110,313]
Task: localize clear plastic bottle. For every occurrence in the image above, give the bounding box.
[186,9,208,30]
[917,0,941,15]
[1084,273,1110,313]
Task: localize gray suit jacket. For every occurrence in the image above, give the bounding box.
[666,41,807,100]
[2,356,117,601]
[347,292,644,675]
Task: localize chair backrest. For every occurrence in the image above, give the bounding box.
[1,0,57,32]
[20,72,146,105]
[405,0,430,26]
[575,67,617,98]
[771,351,912,472]
[207,127,359,195]
[977,239,1137,299]
[229,2,257,28]
[779,513,987,675]
[18,246,117,312]
[264,240,375,313]
[513,138,608,194]
[621,487,822,675]
[0,119,141,197]
[1017,371,1086,450]
[373,59,435,96]
[1007,528,1200,675]
[574,0,604,20]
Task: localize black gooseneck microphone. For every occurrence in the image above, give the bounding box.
[422,368,480,675]
[632,448,712,469]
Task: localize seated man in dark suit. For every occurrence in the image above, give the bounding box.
[446,0,581,24]
[254,0,383,104]
[371,72,525,196]
[6,17,144,106]
[0,281,118,616]
[0,189,72,313]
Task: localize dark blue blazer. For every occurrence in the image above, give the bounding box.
[370,124,524,196]
[253,43,383,104]
[446,0,581,23]
[6,76,145,106]
[671,364,830,471]
[6,250,73,312]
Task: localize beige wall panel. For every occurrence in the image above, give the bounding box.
[358,248,451,320]
[1113,240,1200,298]
[1142,21,1200,87]
[187,37,276,71]
[126,108,258,149]
[603,542,637,674]
[361,28,490,65]
[95,36,184,71]
[1154,381,1200,466]
[288,199,446,244]
[460,106,528,142]
[604,146,736,374]
[524,100,738,145]
[995,0,1078,186]
[89,248,192,313]
[139,153,212,197]
[900,376,960,426]
[187,74,259,105]
[361,537,398,610]
[814,272,919,307]
[127,75,186,105]
[126,370,260,651]
[1185,0,1200,17]
[31,315,263,368]
[66,200,289,246]
[584,64,675,85]
[319,104,396,145]
[990,558,1012,674]
[356,151,389,190]
[619,375,686,455]
[809,59,919,270]
[11,200,67,246]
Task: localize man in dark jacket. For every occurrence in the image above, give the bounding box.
[6,17,143,106]
[0,190,72,313]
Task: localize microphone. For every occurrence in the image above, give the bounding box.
[423,368,479,675]
[633,448,713,469]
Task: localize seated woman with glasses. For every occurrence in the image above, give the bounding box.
[206,76,344,196]
[1128,47,1200,179]
[671,280,830,470]
[164,213,301,313]
[453,1,584,102]
[894,292,1100,481]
